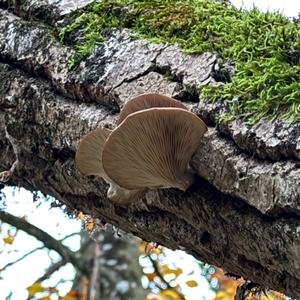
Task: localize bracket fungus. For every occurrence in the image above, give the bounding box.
[76,93,207,204]
[75,128,145,203]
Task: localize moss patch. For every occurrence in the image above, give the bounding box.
[60,0,300,124]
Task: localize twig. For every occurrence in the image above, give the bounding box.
[36,258,67,283]
[1,245,45,270]
[0,211,88,275]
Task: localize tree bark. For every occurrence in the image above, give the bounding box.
[0,2,299,298]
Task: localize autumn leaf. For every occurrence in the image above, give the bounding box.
[157,289,182,300]
[146,272,157,281]
[37,296,51,300]
[140,241,161,255]
[185,280,198,287]
[27,282,46,297]
[161,265,183,277]
[85,218,94,231]
[3,236,14,245]
[60,290,79,300]
[214,291,230,300]
[78,212,85,220]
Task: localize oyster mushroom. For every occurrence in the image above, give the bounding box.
[75,128,145,204]
[103,107,207,191]
[118,93,187,124]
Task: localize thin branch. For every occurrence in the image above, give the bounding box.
[60,232,80,242]
[1,245,45,270]
[36,258,67,283]
[0,210,88,275]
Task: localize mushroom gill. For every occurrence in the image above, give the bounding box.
[102,107,207,191]
[75,127,145,204]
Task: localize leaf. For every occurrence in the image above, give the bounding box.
[60,290,79,300]
[140,241,161,255]
[156,289,182,300]
[27,282,46,297]
[161,266,183,277]
[3,236,14,245]
[214,291,230,300]
[186,280,198,287]
[85,218,94,231]
[146,272,156,281]
[78,212,85,220]
[38,297,51,300]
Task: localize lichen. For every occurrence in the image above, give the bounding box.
[59,0,300,124]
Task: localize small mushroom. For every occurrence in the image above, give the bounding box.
[102,107,207,191]
[118,93,187,124]
[75,128,145,204]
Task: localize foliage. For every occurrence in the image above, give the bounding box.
[59,0,300,124]
[212,269,286,300]
[140,241,218,299]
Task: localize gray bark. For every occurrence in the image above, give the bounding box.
[73,230,145,300]
[0,2,300,298]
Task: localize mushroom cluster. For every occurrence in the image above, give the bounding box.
[75,93,207,204]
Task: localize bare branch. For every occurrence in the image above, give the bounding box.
[1,245,45,270]
[0,211,88,275]
[36,258,67,283]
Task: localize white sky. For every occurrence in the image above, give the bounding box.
[0,188,81,299]
[231,0,300,17]
[0,1,299,299]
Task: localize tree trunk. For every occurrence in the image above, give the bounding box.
[72,230,145,300]
[0,1,299,298]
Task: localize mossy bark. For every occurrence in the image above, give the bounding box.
[0,3,300,298]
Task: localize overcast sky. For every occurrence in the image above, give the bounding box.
[231,0,300,17]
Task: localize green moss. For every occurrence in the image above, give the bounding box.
[60,0,300,124]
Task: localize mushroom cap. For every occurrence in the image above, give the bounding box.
[75,127,145,204]
[118,93,187,124]
[102,107,207,191]
[75,128,111,178]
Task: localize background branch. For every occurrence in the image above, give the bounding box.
[0,211,88,275]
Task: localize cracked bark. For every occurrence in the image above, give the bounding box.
[0,3,300,298]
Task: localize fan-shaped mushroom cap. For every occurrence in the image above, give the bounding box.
[118,93,187,124]
[75,128,145,204]
[103,108,207,191]
[75,128,112,180]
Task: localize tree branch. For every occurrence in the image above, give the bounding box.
[0,6,300,298]
[36,258,67,283]
[0,211,88,276]
[1,245,45,270]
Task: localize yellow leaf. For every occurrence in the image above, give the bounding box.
[27,282,46,297]
[214,291,229,300]
[38,297,51,300]
[3,236,14,245]
[86,218,94,231]
[161,266,183,277]
[157,289,182,300]
[140,241,161,255]
[186,280,198,287]
[78,212,85,220]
